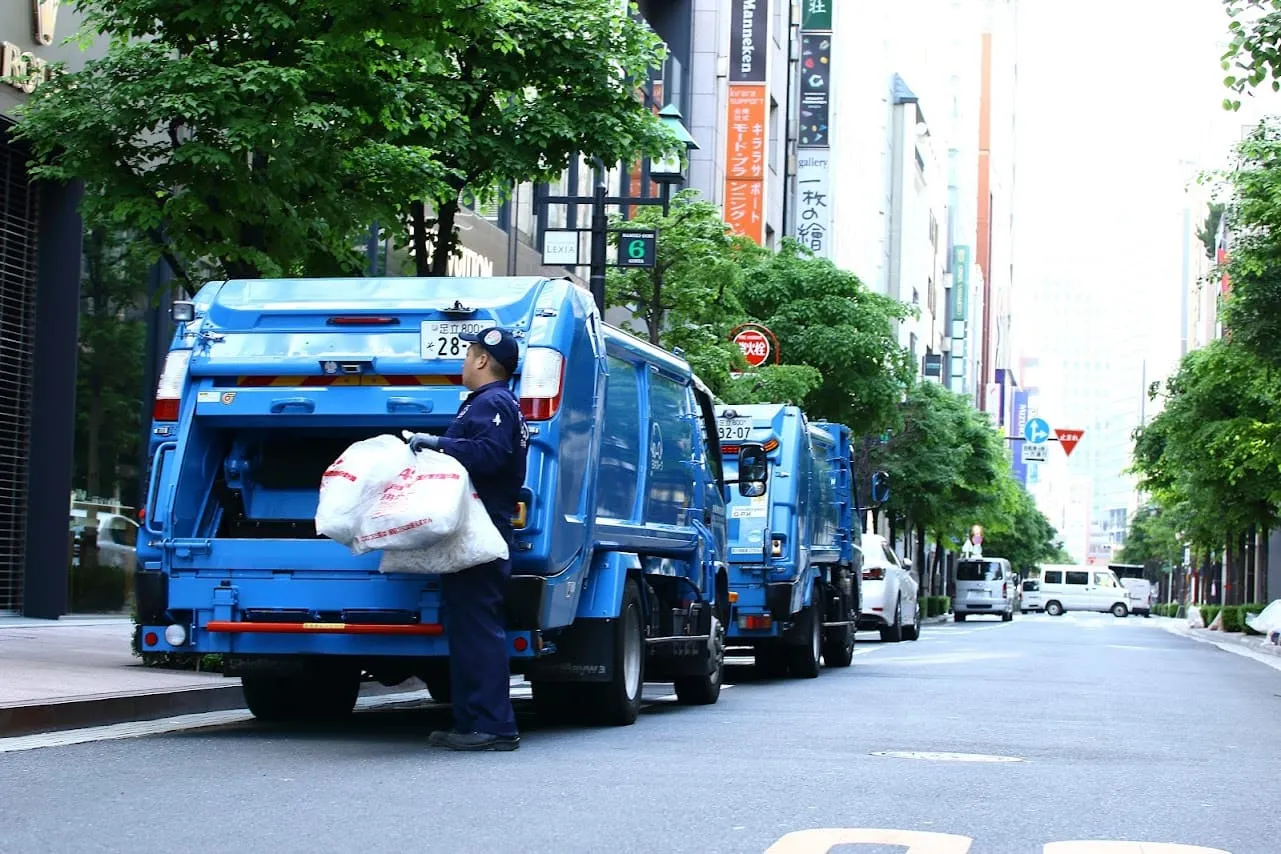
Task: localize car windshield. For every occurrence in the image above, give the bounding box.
[957,561,999,581]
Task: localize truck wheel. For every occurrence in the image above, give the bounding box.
[243,664,360,723]
[822,619,855,667]
[880,600,904,642]
[756,646,789,678]
[786,603,821,679]
[588,577,645,726]
[532,681,585,725]
[674,606,725,705]
[419,663,452,704]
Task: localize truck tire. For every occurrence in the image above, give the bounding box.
[822,620,855,667]
[419,662,452,704]
[756,646,789,678]
[588,577,645,726]
[674,605,726,705]
[532,681,585,724]
[242,664,361,723]
[786,603,821,679]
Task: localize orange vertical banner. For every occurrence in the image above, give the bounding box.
[723,83,767,244]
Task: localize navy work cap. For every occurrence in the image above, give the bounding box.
[461,327,520,375]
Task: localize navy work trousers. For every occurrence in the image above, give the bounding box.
[440,557,518,737]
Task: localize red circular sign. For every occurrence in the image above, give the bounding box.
[733,329,771,367]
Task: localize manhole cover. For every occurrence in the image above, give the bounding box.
[871,750,1023,763]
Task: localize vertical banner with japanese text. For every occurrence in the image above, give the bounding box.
[793,0,833,259]
[724,0,769,244]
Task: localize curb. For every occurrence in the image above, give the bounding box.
[0,683,247,738]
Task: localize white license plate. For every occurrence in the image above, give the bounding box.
[718,417,753,441]
[420,320,495,360]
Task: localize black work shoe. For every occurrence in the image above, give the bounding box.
[439,731,520,752]
[427,730,454,747]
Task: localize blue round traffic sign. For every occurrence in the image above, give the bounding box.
[1024,417,1050,444]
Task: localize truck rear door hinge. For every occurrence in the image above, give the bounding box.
[168,538,214,557]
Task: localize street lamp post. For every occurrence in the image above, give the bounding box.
[541,105,699,315]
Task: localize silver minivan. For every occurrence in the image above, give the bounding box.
[954,557,1016,622]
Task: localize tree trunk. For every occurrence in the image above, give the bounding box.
[429,196,461,277]
[915,530,927,584]
[932,535,945,597]
[1259,530,1270,602]
[411,201,430,276]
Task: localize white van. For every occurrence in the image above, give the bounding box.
[953,557,1016,622]
[1036,564,1130,617]
[1109,564,1153,617]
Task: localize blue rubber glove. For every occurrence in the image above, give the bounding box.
[402,430,440,452]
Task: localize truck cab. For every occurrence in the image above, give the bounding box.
[714,404,862,677]
[135,276,749,726]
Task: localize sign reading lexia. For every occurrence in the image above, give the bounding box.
[2,0,61,93]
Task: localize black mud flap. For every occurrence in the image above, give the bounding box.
[134,571,169,624]
[523,618,614,683]
[505,575,547,630]
[767,581,796,621]
[646,601,716,681]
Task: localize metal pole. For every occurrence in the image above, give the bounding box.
[589,180,608,315]
[661,182,672,217]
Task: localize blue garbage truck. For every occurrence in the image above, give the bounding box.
[714,404,863,677]
[134,276,766,726]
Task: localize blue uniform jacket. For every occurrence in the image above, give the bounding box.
[436,380,529,538]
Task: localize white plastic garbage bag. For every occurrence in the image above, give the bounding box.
[351,449,469,553]
[378,484,510,575]
[1246,600,1281,635]
[315,435,415,546]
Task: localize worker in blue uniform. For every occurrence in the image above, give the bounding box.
[405,327,528,752]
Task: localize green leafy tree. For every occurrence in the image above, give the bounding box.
[1116,504,1185,581]
[734,240,915,435]
[1219,120,1281,368]
[14,0,462,290]
[607,192,761,393]
[980,479,1070,574]
[1222,0,1281,109]
[402,0,677,276]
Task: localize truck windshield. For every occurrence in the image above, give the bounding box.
[957,561,1000,581]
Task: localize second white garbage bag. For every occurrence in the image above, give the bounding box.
[378,486,510,575]
[350,447,469,554]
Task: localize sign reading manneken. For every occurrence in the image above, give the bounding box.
[1055,428,1084,457]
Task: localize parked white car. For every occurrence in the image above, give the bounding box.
[856,533,921,642]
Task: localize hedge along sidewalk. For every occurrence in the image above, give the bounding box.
[1155,616,1281,674]
[0,617,246,738]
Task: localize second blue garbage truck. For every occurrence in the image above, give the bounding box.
[715,404,864,677]
[134,276,768,726]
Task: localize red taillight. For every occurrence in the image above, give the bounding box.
[518,348,565,421]
[327,316,400,326]
[513,636,529,652]
[863,567,885,580]
[1003,583,1009,597]
[152,350,191,421]
[143,632,159,647]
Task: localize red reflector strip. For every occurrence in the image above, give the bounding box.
[205,621,444,636]
[327,316,400,326]
[233,375,462,387]
[720,438,779,455]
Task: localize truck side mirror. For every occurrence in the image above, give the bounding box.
[737,442,769,497]
[871,470,891,504]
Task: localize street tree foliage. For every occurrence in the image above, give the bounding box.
[401,0,677,275]
[1116,504,1185,580]
[15,0,453,290]
[734,241,916,436]
[15,0,675,289]
[1219,120,1281,368]
[1222,0,1281,109]
[607,193,758,392]
[1131,339,1281,551]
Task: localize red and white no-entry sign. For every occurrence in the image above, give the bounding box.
[733,328,771,367]
[1055,429,1084,457]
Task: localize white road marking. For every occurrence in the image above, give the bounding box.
[1045,843,1229,853]
[766,828,974,853]
[871,750,1023,763]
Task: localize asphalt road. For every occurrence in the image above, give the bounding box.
[2,612,1278,854]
